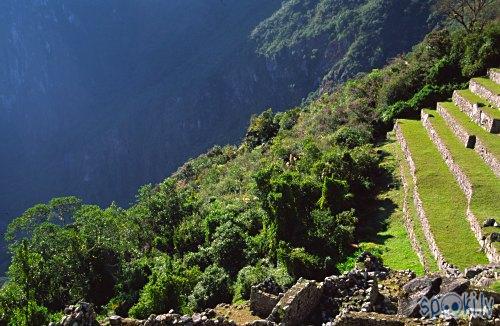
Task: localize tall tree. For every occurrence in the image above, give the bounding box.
[435,0,499,32]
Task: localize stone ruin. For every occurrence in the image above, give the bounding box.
[249,278,284,318]
[56,253,500,326]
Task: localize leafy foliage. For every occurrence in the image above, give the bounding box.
[1,14,498,325]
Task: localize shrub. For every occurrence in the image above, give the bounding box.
[7,300,50,326]
[244,109,279,149]
[210,222,248,275]
[188,265,231,311]
[129,257,200,318]
[278,244,324,280]
[173,215,205,254]
[333,125,372,149]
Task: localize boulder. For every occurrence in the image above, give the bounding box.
[483,218,497,228]
[397,276,442,317]
[490,233,500,242]
[439,277,470,295]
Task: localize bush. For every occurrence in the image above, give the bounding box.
[278,244,324,280]
[333,125,372,149]
[173,215,205,254]
[188,265,231,311]
[233,263,293,302]
[210,222,248,275]
[7,300,50,326]
[244,109,279,149]
[129,257,200,318]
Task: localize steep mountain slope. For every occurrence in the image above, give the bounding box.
[0,0,436,237]
[1,7,498,326]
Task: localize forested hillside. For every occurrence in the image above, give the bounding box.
[1,6,498,322]
[0,0,435,269]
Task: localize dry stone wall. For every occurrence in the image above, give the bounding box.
[268,278,323,326]
[452,91,499,134]
[250,288,281,318]
[437,103,500,178]
[470,79,500,108]
[394,123,457,275]
[489,69,500,85]
[398,156,429,272]
[421,111,499,263]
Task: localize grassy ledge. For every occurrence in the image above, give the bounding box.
[424,109,500,251]
[439,102,500,158]
[473,77,500,96]
[456,89,500,120]
[396,137,439,273]
[398,119,489,268]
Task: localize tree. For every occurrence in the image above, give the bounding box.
[435,0,498,32]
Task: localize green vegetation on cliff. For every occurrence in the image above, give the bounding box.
[0,17,498,326]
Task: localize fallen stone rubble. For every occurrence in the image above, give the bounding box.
[54,253,500,326]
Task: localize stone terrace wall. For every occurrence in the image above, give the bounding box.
[394,123,457,275]
[453,91,481,125]
[452,91,499,134]
[398,157,429,272]
[437,103,500,178]
[421,111,499,263]
[470,79,500,108]
[489,69,500,85]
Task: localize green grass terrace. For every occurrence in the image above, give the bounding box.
[472,77,500,96]
[455,89,500,120]
[424,108,500,253]
[439,102,500,159]
[398,118,489,269]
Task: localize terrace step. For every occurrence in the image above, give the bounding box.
[469,77,500,108]
[489,68,500,85]
[395,119,488,270]
[396,140,439,272]
[421,109,500,263]
[452,90,500,133]
[437,102,500,178]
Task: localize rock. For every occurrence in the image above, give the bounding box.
[333,311,406,325]
[60,301,98,326]
[483,218,497,227]
[247,320,276,326]
[490,233,500,242]
[109,315,122,326]
[465,266,486,279]
[397,276,442,317]
[439,277,469,294]
[357,252,387,273]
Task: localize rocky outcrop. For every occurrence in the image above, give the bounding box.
[394,122,458,275]
[397,275,442,317]
[470,79,500,108]
[64,257,500,326]
[421,110,500,263]
[268,278,323,326]
[437,102,500,177]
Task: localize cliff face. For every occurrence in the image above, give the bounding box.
[0,0,435,269]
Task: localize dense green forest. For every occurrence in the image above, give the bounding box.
[1,3,499,326]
